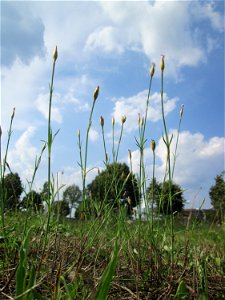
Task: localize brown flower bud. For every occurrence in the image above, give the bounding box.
[100,115,104,127]
[127,196,132,206]
[112,116,115,126]
[151,139,156,152]
[121,115,126,124]
[0,126,2,138]
[150,63,155,78]
[93,85,100,102]
[53,46,58,62]
[11,107,15,119]
[160,55,165,72]
[180,104,184,119]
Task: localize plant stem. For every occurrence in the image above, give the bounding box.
[160,69,174,267]
[82,100,96,211]
[0,108,15,257]
[101,126,108,166]
[115,123,124,162]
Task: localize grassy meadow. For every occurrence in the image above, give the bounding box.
[0,48,224,299]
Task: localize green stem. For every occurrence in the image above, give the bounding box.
[115,123,124,162]
[0,109,15,258]
[172,116,182,179]
[139,76,153,214]
[82,100,96,209]
[101,126,108,166]
[151,151,155,233]
[161,70,174,267]
[39,58,56,270]
[112,122,115,163]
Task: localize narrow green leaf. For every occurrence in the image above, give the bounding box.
[174,280,188,299]
[15,227,33,298]
[95,237,119,300]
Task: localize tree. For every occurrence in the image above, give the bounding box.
[40,181,50,203]
[52,200,70,217]
[147,179,185,214]
[87,162,139,216]
[63,184,81,217]
[209,172,225,223]
[21,190,43,212]
[1,172,23,210]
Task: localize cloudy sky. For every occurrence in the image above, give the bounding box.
[1,0,224,209]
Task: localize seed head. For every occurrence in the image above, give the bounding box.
[160,55,165,72]
[180,104,184,119]
[100,115,104,127]
[138,113,141,126]
[53,46,58,62]
[11,107,15,119]
[151,139,156,152]
[77,129,80,138]
[93,85,100,102]
[150,63,155,78]
[112,116,115,126]
[141,117,144,127]
[0,126,2,138]
[121,115,126,124]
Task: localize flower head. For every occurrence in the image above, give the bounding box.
[121,115,126,124]
[93,85,100,102]
[112,116,115,126]
[160,55,165,72]
[151,139,156,152]
[11,107,15,119]
[150,63,155,78]
[53,46,58,62]
[180,104,184,119]
[100,115,104,127]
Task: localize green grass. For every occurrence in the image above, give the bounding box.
[0,212,224,299]
[1,49,224,299]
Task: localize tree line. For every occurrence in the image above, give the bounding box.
[0,164,224,221]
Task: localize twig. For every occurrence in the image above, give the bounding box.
[113,282,138,299]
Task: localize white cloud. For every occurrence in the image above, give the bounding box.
[62,165,100,190]
[62,89,90,112]
[89,128,99,142]
[36,93,63,123]
[2,1,223,131]
[190,2,224,32]
[112,90,178,132]
[85,26,124,54]
[3,1,223,79]
[7,127,40,182]
[96,1,223,77]
[126,130,225,208]
[1,1,45,67]
[1,57,48,130]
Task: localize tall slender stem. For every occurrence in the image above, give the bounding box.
[160,59,174,267]
[0,108,15,257]
[115,123,124,162]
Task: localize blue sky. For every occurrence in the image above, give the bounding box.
[1,0,224,209]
